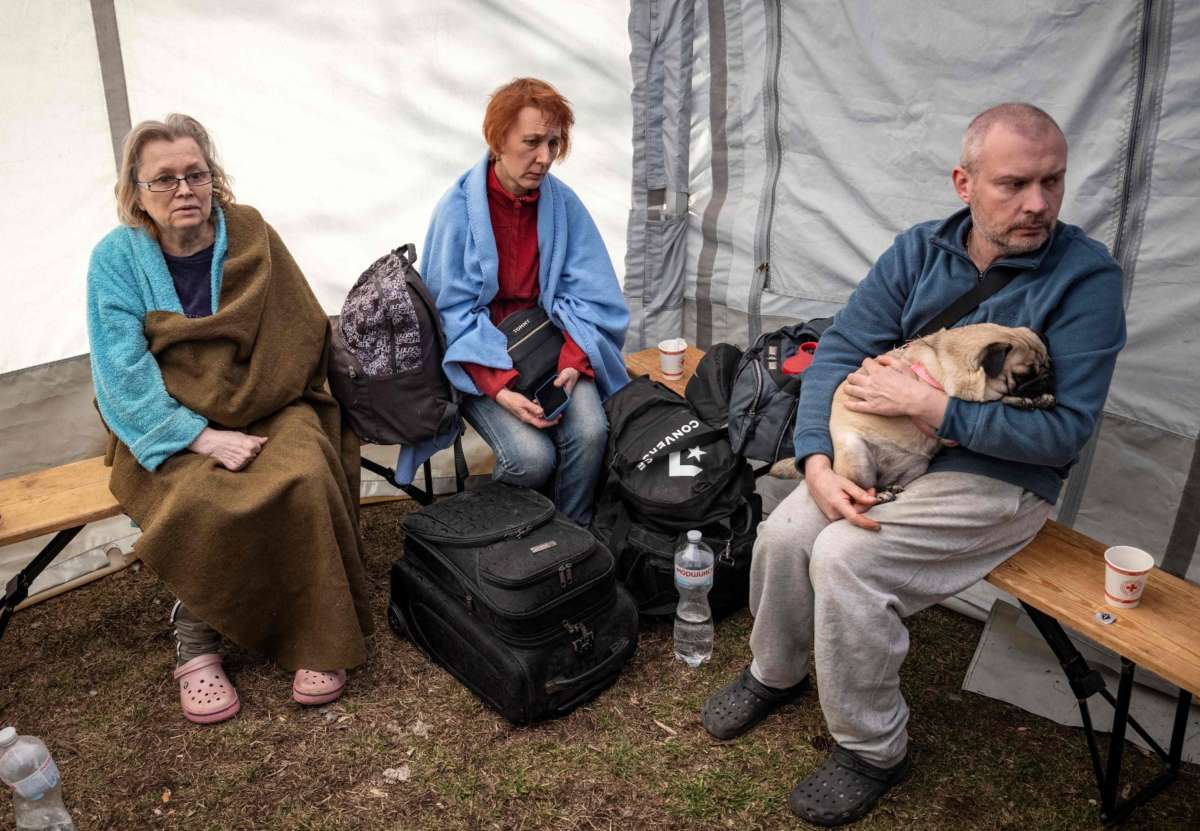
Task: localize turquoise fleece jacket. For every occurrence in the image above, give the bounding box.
[86,206,229,471]
[793,207,1126,504]
[421,152,630,400]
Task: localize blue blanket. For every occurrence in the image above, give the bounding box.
[421,152,630,400]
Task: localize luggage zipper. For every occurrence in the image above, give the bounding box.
[507,318,552,354]
[718,538,735,567]
[562,620,594,655]
[558,562,574,589]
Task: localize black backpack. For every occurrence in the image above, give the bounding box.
[601,376,753,530]
[684,342,743,429]
[329,244,460,447]
[590,488,761,619]
[727,319,832,463]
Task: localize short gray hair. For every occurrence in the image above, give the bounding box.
[960,102,1064,172]
[115,113,235,230]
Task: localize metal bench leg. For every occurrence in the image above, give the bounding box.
[0,525,84,641]
[1018,601,1192,826]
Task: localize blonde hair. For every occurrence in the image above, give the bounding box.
[115,113,235,230]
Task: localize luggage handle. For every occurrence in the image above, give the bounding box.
[543,638,632,695]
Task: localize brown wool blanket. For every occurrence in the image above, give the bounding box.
[106,203,373,671]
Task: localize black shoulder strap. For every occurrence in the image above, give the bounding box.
[914,267,1017,338]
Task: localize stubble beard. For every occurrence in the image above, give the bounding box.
[973,209,1050,258]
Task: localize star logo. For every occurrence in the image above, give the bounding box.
[686,446,707,462]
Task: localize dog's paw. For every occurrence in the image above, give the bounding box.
[1002,393,1056,410]
[875,487,902,504]
[768,457,804,479]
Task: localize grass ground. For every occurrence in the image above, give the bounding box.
[1,499,1196,830]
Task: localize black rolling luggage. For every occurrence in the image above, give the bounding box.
[388,482,638,724]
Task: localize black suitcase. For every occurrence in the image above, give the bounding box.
[388,482,639,724]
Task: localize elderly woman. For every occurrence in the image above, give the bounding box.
[422,78,629,525]
[86,115,372,724]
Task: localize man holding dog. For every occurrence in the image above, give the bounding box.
[701,103,1126,825]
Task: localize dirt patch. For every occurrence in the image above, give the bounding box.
[2,500,1197,829]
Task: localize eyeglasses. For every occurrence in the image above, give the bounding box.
[136,170,213,192]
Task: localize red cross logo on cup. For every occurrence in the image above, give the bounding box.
[1123,581,1140,595]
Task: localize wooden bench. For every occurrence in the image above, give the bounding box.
[625,345,1198,823]
[0,456,124,637]
[987,521,1199,825]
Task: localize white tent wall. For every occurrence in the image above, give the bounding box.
[1,1,632,596]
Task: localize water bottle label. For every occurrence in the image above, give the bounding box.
[11,756,59,800]
[675,563,714,590]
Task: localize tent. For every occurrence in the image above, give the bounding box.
[2,0,1197,755]
[0,0,633,592]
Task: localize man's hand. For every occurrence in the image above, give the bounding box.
[804,454,881,532]
[554,367,581,395]
[496,388,559,429]
[188,427,268,471]
[842,354,949,429]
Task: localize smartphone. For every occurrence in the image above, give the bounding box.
[534,377,570,420]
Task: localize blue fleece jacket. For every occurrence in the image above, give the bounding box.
[86,207,229,471]
[793,207,1126,504]
[421,152,630,400]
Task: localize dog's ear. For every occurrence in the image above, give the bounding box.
[979,342,1012,378]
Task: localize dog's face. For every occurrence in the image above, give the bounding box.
[978,328,1053,400]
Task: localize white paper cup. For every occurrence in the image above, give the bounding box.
[1103,545,1155,608]
[658,338,687,379]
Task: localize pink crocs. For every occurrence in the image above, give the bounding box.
[173,654,240,724]
[292,668,347,706]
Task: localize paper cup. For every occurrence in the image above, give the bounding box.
[1103,545,1155,608]
[658,338,688,379]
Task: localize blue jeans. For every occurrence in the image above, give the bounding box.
[462,379,608,525]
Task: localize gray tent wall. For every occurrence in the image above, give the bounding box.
[626,0,1199,587]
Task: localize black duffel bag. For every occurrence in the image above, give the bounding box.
[591,489,761,619]
[601,376,753,531]
[389,482,638,725]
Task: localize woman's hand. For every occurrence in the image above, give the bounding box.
[496,388,559,429]
[554,367,581,395]
[188,427,268,471]
[842,354,949,428]
[803,454,880,531]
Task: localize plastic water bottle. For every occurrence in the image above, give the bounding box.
[0,728,76,831]
[674,530,715,667]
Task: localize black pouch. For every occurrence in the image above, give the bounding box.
[389,482,638,724]
[496,307,565,398]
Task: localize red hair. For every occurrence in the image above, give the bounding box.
[483,78,575,161]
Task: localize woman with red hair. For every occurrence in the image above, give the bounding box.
[422,78,629,525]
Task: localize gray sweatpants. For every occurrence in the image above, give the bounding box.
[748,471,1051,766]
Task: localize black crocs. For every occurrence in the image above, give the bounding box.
[788,745,911,827]
[700,666,811,740]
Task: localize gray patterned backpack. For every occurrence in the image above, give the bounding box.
[329,244,460,447]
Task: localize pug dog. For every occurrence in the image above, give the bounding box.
[822,322,1055,499]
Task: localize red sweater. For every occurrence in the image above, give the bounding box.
[464,164,593,398]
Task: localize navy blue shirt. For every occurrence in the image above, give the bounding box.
[163,243,215,318]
